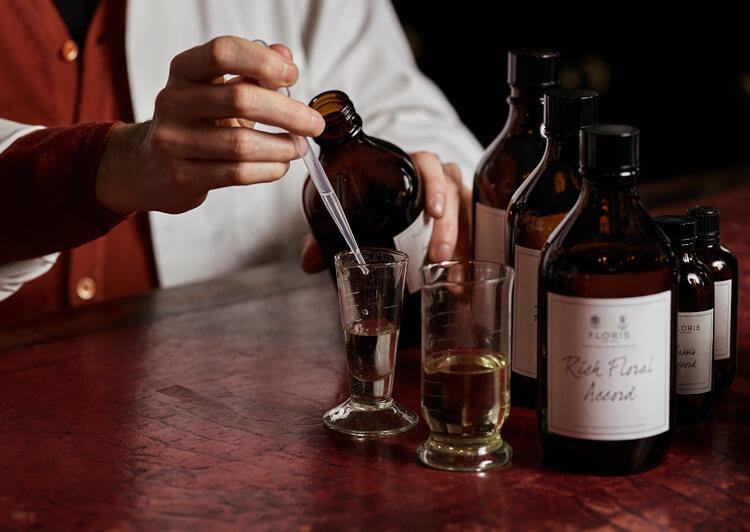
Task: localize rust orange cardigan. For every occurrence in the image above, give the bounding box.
[0,0,157,323]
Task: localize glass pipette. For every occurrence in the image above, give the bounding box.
[253,40,367,271]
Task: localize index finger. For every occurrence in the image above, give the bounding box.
[170,36,298,87]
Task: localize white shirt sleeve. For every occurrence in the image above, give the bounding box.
[300,0,483,187]
[0,118,59,302]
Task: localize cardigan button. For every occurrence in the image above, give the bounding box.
[75,277,97,301]
[60,40,79,62]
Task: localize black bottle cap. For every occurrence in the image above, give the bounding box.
[544,89,598,134]
[508,49,560,88]
[655,215,697,244]
[686,206,720,239]
[580,124,640,174]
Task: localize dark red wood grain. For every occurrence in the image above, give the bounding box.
[0,186,748,530]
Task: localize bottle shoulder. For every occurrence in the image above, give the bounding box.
[318,134,412,166]
[474,128,546,211]
[475,129,544,180]
[506,156,545,212]
[542,202,676,275]
[718,243,739,269]
[676,253,715,311]
[509,158,581,213]
[303,133,424,238]
[678,254,715,290]
[507,160,581,251]
[365,134,413,161]
[693,243,738,280]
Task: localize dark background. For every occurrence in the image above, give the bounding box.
[391,4,750,185]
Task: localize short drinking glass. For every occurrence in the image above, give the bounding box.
[323,248,419,437]
[418,260,514,471]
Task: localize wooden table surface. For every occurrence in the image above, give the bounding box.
[1,186,748,531]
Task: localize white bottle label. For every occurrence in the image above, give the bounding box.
[713,279,732,360]
[474,203,506,264]
[512,245,541,377]
[677,309,714,395]
[547,291,671,441]
[393,210,434,294]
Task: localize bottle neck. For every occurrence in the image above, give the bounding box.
[579,173,641,234]
[506,86,545,130]
[316,113,363,146]
[543,133,580,165]
[581,174,640,200]
[676,240,698,261]
[696,235,720,248]
[310,92,364,146]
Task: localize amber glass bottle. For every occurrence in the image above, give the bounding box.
[538,125,677,474]
[687,206,738,392]
[302,90,429,345]
[473,49,559,264]
[506,89,597,407]
[655,216,714,424]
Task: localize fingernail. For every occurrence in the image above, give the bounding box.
[431,194,446,217]
[310,112,326,134]
[283,62,297,85]
[436,243,453,260]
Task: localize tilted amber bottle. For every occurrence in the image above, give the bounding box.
[506,89,598,407]
[687,206,738,393]
[538,125,677,474]
[302,90,429,345]
[473,49,559,264]
[655,215,714,424]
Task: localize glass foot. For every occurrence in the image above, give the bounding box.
[417,433,512,472]
[323,398,418,437]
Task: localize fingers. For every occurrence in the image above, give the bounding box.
[429,175,460,262]
[156,82,325,137]
[411,151,462,261]
[271,43,293,62]
[213,77,256,129]
[413,151,448,219]
[300,233,326,273]
[444,162,473,260]
[151,125,299,162]
[170,36,298,87]
[175,159,291,191]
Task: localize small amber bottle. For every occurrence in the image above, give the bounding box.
[655,215,714,424]
[473,49,559,264]
[506,89,597,407]
[687,206,739,392]
[302,90,429,344]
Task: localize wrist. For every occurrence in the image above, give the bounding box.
[95,122,149,215]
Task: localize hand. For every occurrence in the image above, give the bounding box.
[96,36,325,214]
[300,151,471,273]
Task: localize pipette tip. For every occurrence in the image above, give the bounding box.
[353,250,369,274]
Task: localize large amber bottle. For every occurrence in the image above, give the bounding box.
[302,90,430,344]
[506,89,598,407]
[538,125,678,474]
[473,49,559,264]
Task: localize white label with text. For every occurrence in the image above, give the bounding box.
[677,309,714,395]
[512,245,542,377]
[713,280,732,360]
[393,210,434,294]
[547,291,671,441]
[474,203,506,264]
